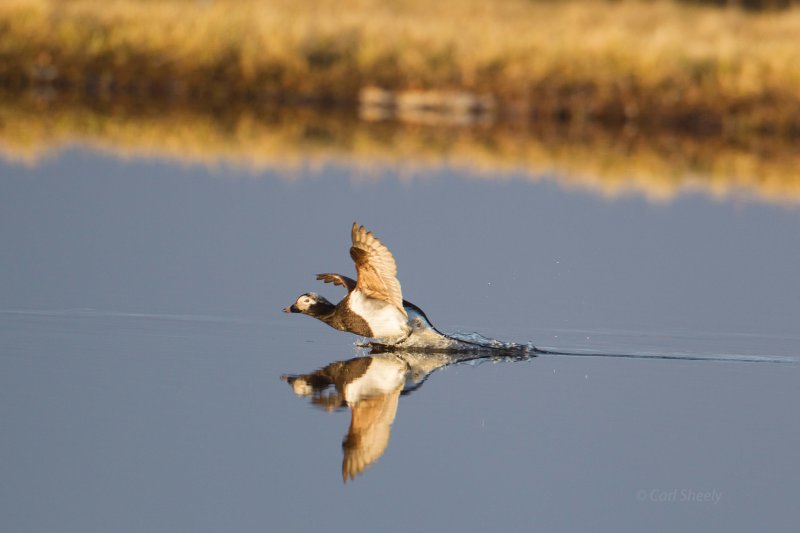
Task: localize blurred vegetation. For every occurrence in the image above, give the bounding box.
[679,0,799,10]
[2,0,800,134]
[2,0,799,205]
[2,92,798,206]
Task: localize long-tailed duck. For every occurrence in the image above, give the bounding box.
[284,223,535,352]
[284,223,443,344]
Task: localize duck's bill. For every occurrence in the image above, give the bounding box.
[283,305,300,313]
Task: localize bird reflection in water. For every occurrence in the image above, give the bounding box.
[282,349,533,482]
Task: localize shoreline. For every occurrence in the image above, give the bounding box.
[3,0,800,136]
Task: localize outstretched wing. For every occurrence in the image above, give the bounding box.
[349,223,407,317]
[316,273,357,293]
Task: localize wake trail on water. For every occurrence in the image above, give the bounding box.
[368,329,797,365]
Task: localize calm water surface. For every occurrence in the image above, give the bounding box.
[1,150,799,532]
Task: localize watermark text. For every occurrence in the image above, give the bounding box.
[636,488,721,504]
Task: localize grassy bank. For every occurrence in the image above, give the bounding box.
[2,93,799,205]
[2,0,800,134]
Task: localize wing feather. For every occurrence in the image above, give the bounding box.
[316,273,357,293]
[349,223,407,317]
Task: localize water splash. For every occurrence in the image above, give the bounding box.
[367,325,797,364]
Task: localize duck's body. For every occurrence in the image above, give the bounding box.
[284,224,413,343]
[291,289,410,340]
[344,290,410,339]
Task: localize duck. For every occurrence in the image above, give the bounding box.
[284,223,532,352]
[284,223,436,343]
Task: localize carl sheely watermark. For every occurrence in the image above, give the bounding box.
[636,488,722,505]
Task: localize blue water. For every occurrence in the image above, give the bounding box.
[1,150,798,532]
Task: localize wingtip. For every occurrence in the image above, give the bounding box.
[315,273,335,285]
[352,222,372,244]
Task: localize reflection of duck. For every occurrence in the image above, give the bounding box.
[284,355,408,481]
[282,350,534,482]
[284,350,530,481]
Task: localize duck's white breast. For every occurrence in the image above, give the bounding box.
[343,357,406,403]
[348,291,409,339]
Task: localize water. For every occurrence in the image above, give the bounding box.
[1,149,799,532]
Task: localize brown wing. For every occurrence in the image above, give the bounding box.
[341,389,401,482]
[349,223,407,317]
[316,273,357,293]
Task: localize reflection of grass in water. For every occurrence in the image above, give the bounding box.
[2,0,800,133]
[2,95,799,205]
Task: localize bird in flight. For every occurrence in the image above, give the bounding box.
[284,223,433,344]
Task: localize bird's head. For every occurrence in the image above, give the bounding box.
[283,292,334,316]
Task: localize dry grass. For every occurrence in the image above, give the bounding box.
[2,0,800,132]
[2,94,798,206]
[3,0,799,204]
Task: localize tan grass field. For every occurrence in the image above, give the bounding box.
[2,0,799,205]
[2,0,800,133]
